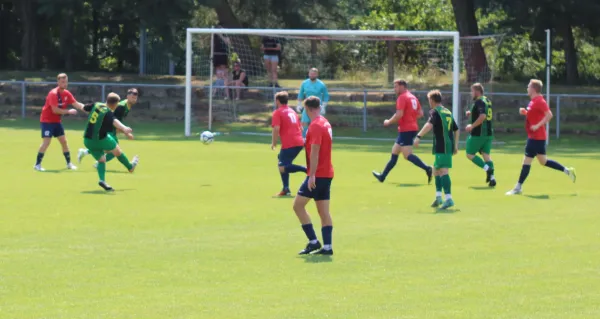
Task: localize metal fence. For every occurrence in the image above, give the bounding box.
[2,80,600,138]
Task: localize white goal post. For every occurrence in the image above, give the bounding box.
[185,28,460,137]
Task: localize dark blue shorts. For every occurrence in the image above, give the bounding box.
[396,131,418,147]
[298,177,333,201]
[278,146,303,166]
[40,123,65,138]
[525,139,546,157]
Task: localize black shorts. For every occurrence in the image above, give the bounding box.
[396,131,417,146]
[40,122,65,138]
[298,177,333,201]
[525,139,546,157]
[213,53,228,67]
[278,146,303,166]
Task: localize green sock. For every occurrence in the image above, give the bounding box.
[435,176,442,193]
[441,174,451,195]
[485,161,494,170]
[471,155,485,169]
[105,153,115,162]
[117,153,133,170]
[97,162,106,181]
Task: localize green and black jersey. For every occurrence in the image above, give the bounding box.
[428,106,459,154]
[112,100,131,134]
[83,103,116,140]
[470,96,493,137]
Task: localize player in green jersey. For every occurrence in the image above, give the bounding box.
[77,88,138,166]
[414,90,459,210]
[465,83,496,187]
[72,93,139,191]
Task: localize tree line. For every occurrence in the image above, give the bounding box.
[1,0,599,84]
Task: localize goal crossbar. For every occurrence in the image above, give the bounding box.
[185,28,460,137]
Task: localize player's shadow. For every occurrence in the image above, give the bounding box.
[435,208,460,214]
[80,189,134,195]
[106,170,129,174]
[393,183,424,188]
[469,186,495,191]
[524,194,550,200]
[301,255,333,263]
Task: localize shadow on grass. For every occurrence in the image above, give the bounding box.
[469,186,495,191]
[394,183,424,188]
[301,255,333,263]
[524,194,550,200]
[435,208,460,214]
[80,188,134,195]
[524,193,578,200]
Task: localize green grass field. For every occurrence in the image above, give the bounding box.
[1,119,600,319]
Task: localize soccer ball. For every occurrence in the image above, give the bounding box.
[200,131,214,144]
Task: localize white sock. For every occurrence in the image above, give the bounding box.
[483,164,489,171]
[323,244,332,250]
[490,175,496,180]
[445,194,452,200]
[84,149,89,155]
[564,168,569,174]
[309,239,318,244]
[516,183,522,189]
[436,191,442,197]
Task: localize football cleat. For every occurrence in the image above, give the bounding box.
[299,241,322,255]
[98,181,114,192]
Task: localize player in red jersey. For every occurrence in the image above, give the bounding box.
[372,79,432,184]
[34,73,80,171]
[271,91,307,196]
[506,79,576,195]
[293,96,334,256]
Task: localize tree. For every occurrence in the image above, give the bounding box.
[450,0,491,83]
[16,0,38,70]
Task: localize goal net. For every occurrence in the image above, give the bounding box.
[185,29,462,137]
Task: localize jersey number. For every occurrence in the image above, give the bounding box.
[287,113,297,124]
[89,112,99,124]
[486,108,493,121]
[411,99,418,110]
[328,127,333,138]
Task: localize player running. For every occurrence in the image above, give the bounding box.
[296,68,329,137]
[293,96,334,256]
[372,79,432,184]
[34,73,79,171]
[78,88,138,166]
[465,83,496,187]
[72,93,139,191]
[506,80,576,195]
[271,91,307,196]
[414,90,459,210]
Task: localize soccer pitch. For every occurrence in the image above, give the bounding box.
[1,120,599,319]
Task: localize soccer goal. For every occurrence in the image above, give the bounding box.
[184,28,462,137]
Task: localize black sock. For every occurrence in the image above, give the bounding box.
[285,164,307,173]
[36,152,45,165]
[63,152,71,164]
[407,154,429,171]
[322,226,333,248]
[301,224,318,242]
[545,159,565,172]
[518,164,531,184]
[381,154,399,178]
[281,172,290,190]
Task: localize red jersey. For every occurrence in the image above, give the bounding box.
[40,87,76,123]
[305,116,334,178]
[271,105,304,149]
[396,91,421,132]
[525,95,550,140]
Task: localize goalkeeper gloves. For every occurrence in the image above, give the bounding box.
[321,102,327,115]
[296,101,303,113]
